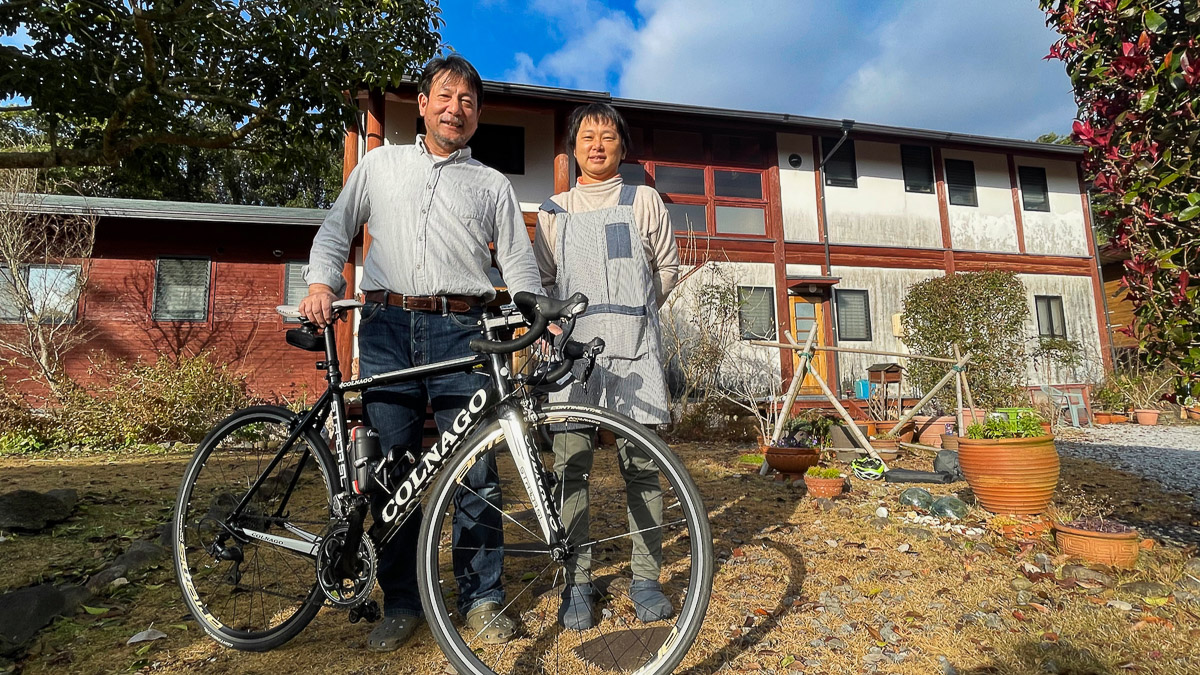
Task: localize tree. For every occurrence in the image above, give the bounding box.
[0,1,442,170]
[1040,1,1199,397]
[0,168,96,395]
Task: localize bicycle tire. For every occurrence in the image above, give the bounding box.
[172,405,337,652]
[418,403,714,675]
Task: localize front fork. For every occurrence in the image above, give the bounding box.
[497,403,568,551]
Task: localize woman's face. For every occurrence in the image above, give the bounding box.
[574,116,624,183]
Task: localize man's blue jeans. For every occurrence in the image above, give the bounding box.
[358,301,504,617]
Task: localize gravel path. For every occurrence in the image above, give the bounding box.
[1057,423,1200,504]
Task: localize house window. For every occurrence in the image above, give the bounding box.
[835,289,872,341]
[27,265,81,324]
[901,145,934,194]
[154,258,210,321]
[821,136,857,188]
[1035,295,1067,338]
[284,261,308,323]
[1018,165,1051,212]
[0,265,80,324]
[738,286,776,340]
[0,266,20,321]
[618,162,646,186]
[945,158,978,207]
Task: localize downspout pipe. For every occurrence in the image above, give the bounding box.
[817,119,854,396]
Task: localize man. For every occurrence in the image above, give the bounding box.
[300,54,541,650]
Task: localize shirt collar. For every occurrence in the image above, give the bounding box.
[416,134,472,164]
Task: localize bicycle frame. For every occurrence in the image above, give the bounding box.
[228,309,567,561]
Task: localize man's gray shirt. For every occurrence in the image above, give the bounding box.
[304,137,543,301]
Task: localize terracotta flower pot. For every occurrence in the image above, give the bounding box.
[1054,522,1139,569]
[1040,422,1053,436]
[803,474,845,498]
[870,437,900,461]
[912,415,955,448]
[957,435,1059,515]
[1187,407,1200,420]
[1111,413,1130,424]
[1093,411,1112,425]
[940,434,960,451]
[875,420,915,443]
[763,445,820,475]
[1134,409,1160,426]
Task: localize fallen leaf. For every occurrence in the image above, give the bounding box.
[1042,631,1059,642]
[1012,610,1028,621]
[780,655,796,668]
[81,606,107,616]
[127,628,167,645]
[866,625,882,642]
[753,608,770,616]
[1029,602,1052,614]
[1143,597,1169,607]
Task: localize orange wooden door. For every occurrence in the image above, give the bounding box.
[790,295,827,396]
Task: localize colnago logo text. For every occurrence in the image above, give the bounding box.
[379,387,495,523]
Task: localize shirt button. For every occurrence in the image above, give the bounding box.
[421,208,426,214]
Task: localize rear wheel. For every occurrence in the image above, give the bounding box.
[418,403,713,674]
[172,405,337,651]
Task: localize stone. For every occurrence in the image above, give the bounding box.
[869,517,890,530]
[815,498,835,512]
[875,506,890,518]
[880,623,901,643]
[1183,557,1200,577]
[1118,581,1173,598]
[1106,600,1134,611]
[0,585,83,656]
[1034,553,1054,572]
[0,490,75,532]
[930,496,968,520]
[837,507,854,518]
[938,655,960,675]
[45,489,78,512]
[899,488,933,510]
[900,526,934,542]
[1016,590,1033,605]
[86,566,127,594]
[1061,565,1114,587]
[111,540,166,573]
[973,542,996,555]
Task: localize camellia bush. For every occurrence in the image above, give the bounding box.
[900,271,1030,411]
[1041,1,1199,397]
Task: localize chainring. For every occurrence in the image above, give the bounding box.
[315,522,377,607]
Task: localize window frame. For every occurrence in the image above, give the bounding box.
[0,264,82,324]
[737,286,777,341]
[153,257,212,322]
[834,289,873,342]
[820,136,858,188]
[944,158,979,207]
[900,144,935,194]
[283,260,308,323]
[1018,165,1051,212]
[622,123,774,240]
[1035,295,1067,339]
[0,265,21,322]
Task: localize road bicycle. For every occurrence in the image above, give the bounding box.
[171,291,713,674]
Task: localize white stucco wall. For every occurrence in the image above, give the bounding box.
[383,100,555,211]
[1018,273,1105,386]
[942,149,1020,253]
[1014,157,1090,257]
[830,266,945,393]
[776,133,819,242]
[824,141,943,249]
[785,264,824,278]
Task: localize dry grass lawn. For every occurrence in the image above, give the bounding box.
[2,441,1198,674]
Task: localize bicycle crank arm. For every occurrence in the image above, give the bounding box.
[240,527,321,557]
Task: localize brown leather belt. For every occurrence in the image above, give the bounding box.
[360,290,482,314]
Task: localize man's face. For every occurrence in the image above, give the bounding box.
[418,72,480,156]
[573,116,624,183]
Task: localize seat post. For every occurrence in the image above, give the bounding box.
[323,318,342,386]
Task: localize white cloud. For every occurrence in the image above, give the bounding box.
[516,0,1077,140]
[501,0,636,91]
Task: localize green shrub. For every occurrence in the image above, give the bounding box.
[0,377,54,454]
[965,413,1046,440]
[55,352,253,448]
[901,271,1029,411]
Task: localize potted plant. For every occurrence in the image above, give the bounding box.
[1183,396,1200,421]
[1054,518,1139,569]
[958,412,1058,515]
[870,433,901,461]
[762,413,832,476]
[1090,377,1125,425]
[1112,366,1171,426]
[803,466,845,498]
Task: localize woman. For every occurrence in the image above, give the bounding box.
[533,102,680,631]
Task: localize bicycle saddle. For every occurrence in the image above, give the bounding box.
[511,292,588,322]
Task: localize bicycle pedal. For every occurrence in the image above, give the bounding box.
[348,599,381,624]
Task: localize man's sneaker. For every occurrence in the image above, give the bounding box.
[558,584,596,631]
[367,614,423,652]
[630,579,674,622]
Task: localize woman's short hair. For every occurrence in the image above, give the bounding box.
[418,54,484,107]
[566,103,631,154]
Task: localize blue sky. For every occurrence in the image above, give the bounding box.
[439,0,1077,141]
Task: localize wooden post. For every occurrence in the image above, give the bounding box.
[955,345,978,427]
[783,333,880,460]
[760,324,818,476]
[955,365,966,436]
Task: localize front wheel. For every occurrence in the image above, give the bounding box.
[172,405,337,652]
[418,403,713,675]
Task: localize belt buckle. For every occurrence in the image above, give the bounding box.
[440,295,449,316]
[404,295,435,312]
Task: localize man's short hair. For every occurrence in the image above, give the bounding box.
[418,53,484,107]
[566,103,631,155]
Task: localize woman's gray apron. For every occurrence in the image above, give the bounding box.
[539,185,670,424]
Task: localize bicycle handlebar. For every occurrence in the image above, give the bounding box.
[467,291,589,355]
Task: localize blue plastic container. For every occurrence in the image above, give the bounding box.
[854,379,876,399]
